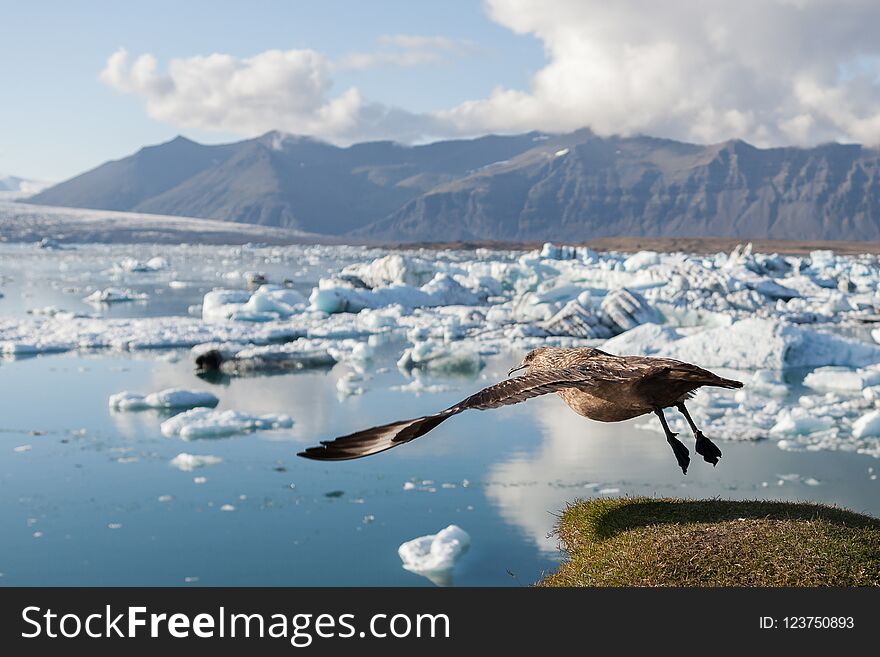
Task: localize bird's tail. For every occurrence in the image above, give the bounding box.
[710,375,744,389]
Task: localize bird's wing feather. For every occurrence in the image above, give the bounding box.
[297,364,632,461]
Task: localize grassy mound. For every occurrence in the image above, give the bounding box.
[539,497,880,587]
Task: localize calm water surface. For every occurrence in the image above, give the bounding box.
[0,244,877,586]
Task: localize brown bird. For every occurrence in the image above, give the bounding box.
[298,346,743,474]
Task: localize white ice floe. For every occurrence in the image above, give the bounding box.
[160,408,293,439]
[310,273,478,314]
[83,288,149,304]
[398,525,470,586]
[202,286,307,322]
[341,253,437,288]
[109,388,219,411]
[0,315,302,355]
[803,366,880,393]
[604,318,880,369]
[169,453,223,471]
[599,287,660,332]
[113,256,168,273]
[623,250,661,272]
[770,408,835,435]
[852,411,880,439]
[194,340,335,375]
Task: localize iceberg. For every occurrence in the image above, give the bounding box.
[169,453,223,471]
[160,408,293,439]
[398,525,470,586]
[83,288,149,304]
[605,318,880,369]
[109,389,219,411]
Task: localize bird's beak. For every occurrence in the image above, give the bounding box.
[508,364,527,377]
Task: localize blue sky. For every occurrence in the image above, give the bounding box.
[4,1,880,183]
[0,1,544,180]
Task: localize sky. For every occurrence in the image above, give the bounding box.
[3,0,880,181]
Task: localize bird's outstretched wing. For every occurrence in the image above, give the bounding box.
[297,364,631,461]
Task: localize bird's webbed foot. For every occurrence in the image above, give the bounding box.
[694,430,722,466]
[667,433,691,475]
[654,408,690,475]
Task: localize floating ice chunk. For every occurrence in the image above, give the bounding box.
[745,278,800,300]
[863,385,880,402]
[803,367,880,393]
[341,254,436,288]
[202,289,255,321]
[748,370,789,397]
[601,323,682,356]
[421,274,480,306]
[348,342,373,363]
[309,287,357,314]
[538,243,596,262]
[244,272,267,287]
[114,256,168,272]
[398,341,483,375]
[600,288,660,333]
[0,312,305,355]
[83,288,148,304]
[809,250,835,269]
[626,318,880,369]
[242,285,307,317]
[195,343,335,375]
[852,410,880,438]
[398,525,470,586]
[310,273,478,314]
[169,453,223,471]
[108,391,149,410]
[541,294,613,339]
[38,237,64,250]
[160,408,293,439]
[623,251,660,272]
[109,388,219,411]
[770,409,834,435]
[1,341,67,355]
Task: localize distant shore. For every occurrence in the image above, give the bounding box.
[2,200,879,254]
[376,236,880,255]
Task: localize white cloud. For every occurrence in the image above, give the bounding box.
[100,2,880,146]
[100,47,439,142]
[440,0,880,146]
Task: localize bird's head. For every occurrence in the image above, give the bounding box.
[507,347,559,376]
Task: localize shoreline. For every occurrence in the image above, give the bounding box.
[3,201,880,254]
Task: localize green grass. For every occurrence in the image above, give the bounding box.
[539,497,880,587]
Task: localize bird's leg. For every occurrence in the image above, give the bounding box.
[654,408,690,475]
[675,402,722,466]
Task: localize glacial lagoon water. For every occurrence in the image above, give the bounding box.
[1,243,878,586]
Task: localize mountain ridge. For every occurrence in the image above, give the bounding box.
[26,130,880,241]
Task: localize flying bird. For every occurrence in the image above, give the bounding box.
[298,347,743,474]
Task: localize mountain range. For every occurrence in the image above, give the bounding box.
[25,129,880,242]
